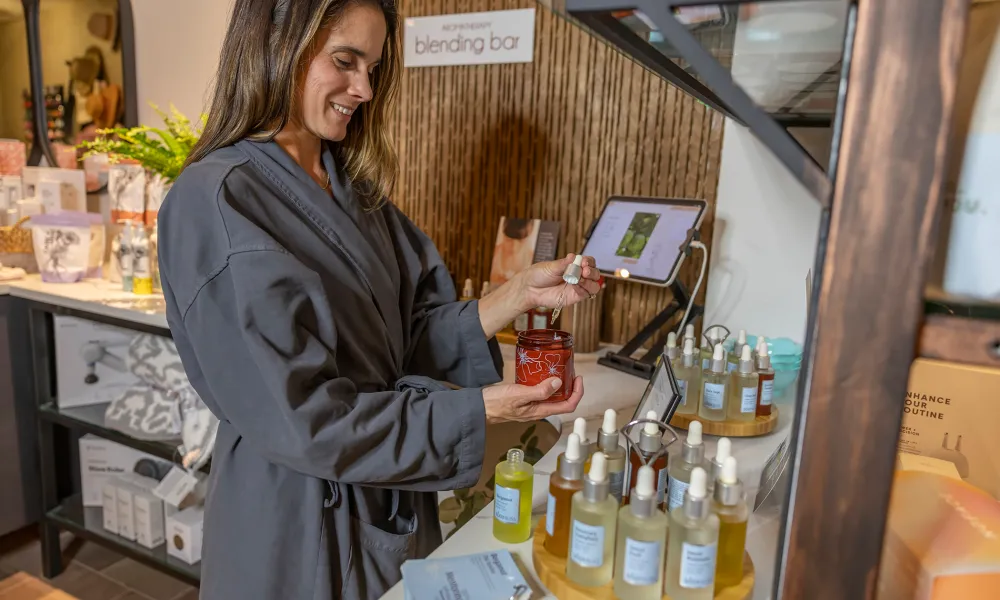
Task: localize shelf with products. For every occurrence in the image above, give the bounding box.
[920,287,1000,369]
[45,494,201,586]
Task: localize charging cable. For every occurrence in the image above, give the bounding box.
[678,240,708,334]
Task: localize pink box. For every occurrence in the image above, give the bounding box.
[0,139,27,176]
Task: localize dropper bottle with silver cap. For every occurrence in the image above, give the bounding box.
[664,467,720,599]
[682,323,697,348]
[613,465,668,599]
[699,345,728,422]
[567,453,618,587]
[755,337,775,417]
[544,433,585,558]
[573,417,596,464]
[664,331,680,364]
[707,437,732,494]
[674,338,702,416]
[712,456,748,591]
[625,410,668,506]
[459,278,475,301]
[727,344,759,423]
[727,329,747,373]
[667,420,706,511]
[597,409,627,504]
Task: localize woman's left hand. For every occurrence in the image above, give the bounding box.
[517,253,603,310]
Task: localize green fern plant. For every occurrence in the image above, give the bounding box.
[78,103,206,182]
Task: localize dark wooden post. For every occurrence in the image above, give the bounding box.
[775,0,970,598]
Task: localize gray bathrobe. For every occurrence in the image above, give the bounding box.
[157,139,503,599]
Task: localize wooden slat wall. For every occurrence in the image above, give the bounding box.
[391,0,725,344]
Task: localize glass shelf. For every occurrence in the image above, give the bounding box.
[46,494,201,586]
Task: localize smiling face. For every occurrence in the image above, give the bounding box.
[296,2,387,142]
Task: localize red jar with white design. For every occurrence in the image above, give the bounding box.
[515,329,575,402]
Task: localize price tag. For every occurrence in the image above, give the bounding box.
[153,466,199,507]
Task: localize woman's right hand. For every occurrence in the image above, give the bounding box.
[482,376,584,424]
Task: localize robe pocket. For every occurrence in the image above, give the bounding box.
[342,513,418,599]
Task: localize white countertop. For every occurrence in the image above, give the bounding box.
[383,384,795,599]
[0,274,168,329]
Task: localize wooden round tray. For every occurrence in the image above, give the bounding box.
[532,519,754,600]
[669,407,778,437]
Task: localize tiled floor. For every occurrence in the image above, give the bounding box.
[0,529,196,600]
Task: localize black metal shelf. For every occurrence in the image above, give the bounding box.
[38,402,210,473]
[925,286,1000,321]
[46,494,201,586]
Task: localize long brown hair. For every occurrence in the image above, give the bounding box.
[185,0,401,205]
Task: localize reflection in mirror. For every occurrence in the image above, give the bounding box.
[38,0,125,170]
[0,0,30,182]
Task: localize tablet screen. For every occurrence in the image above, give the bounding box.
[582,197,705,285]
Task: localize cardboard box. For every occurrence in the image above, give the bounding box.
[878,471,1000,599]
[101,483,118,534]
[116,484,136,541]
[167,507,204,565]
[55,315,141,409]
[79,435,170,506]
[899,359,1000,500]
[133,490,165,549]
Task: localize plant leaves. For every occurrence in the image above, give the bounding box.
[453,488,471,501]
[438,496,462,523]
[471,492,489,513]
[520,424,537,444]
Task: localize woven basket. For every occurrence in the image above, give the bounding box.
[0,216,32,254]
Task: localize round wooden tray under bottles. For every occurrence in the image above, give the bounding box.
[532,519,754,600]
[668,407,778,438]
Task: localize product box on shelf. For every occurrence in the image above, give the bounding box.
[167,507,204,565]
[898,359,1000,500]
[101,483,118,533]
[896,453,962,480]
[79,434,171,507]
[55,315,142,409]
[878,471,1000,599]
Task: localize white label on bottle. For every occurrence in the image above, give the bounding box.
[726,361,738,373]
[761,379,774,406]
[740,386,758,413]
[493,485,520,525]
[570,520,605,568]
[134,252,150,278]
[677,379,688,406]
[680,541,718,589]
[656,468,668,504]
[623,537,661,586]
[532,314,549,330]
[667,475,689,511]
[514,313,529,332]
[120,245,133,275]
[545,492,556,536]
[703,382,725,410]
[702,358,709,370]
[608,469,625,504]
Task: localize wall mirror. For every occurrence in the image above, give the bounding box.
[15,0,136,171]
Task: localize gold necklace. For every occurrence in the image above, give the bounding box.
[320,171,331,190]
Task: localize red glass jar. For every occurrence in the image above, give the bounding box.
[515,329,575,402]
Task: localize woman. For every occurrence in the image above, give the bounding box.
[157,1,602,599]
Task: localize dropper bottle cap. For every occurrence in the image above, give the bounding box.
[711,344,726,373]
[559,433,585,480]
[739,344,754,374]
[563,255,585,285]
[756,338,771,370]
[683,324,696,343]
[597,409,619,453]
[629,465,657,518]
[710,437,732,483]
[682,337,696,367]
[683,467,710,519]
[582,452,609,502]
[681,420,705,464]
[462,278,474,297]
[574,417,595,458]
[638,410,662,454]
[481,281,491,297]
[665,332,679,360]
[713,456,743,506]
[736,329,747,352]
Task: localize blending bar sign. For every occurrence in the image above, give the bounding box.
[403,8,536,67]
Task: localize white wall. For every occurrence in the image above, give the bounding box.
[131,0,233,126]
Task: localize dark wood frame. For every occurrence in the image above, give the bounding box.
[19,0,139,167]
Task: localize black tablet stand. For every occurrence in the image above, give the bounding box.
[595,227,705,380]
